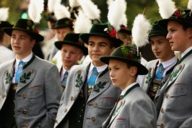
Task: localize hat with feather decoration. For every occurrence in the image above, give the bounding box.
[3,19,44,41]
[100,44,148,75]
[0,8,13,29]
[53,2,73,29]
[132,14,156,61]
[156,0,192,28]
[80,23,123,48]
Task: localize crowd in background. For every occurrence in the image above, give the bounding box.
[0,0,192,128]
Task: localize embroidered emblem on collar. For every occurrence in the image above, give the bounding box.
[5,71,12,84]
[20,71,32,83]
[75,70,83,88]
[145,68,153,84]
[93,81,107,92]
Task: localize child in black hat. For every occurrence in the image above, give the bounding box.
[54,23,122,128]
[116,25,132,46]
[142,20,177,101]
[100,44,156,128]
[54,33,87,90]
[156,9,192,128]
[0,19,62,128]
[47,17,74,61]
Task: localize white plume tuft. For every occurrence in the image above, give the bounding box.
[0,8,9,21]
[107,0,114,6]
[69,0,80,8]
[54,3,70,20]
[48,0,61,12]
[132,14,151,47]
[79,0,100,20]
[28,0,44,23]
[107,0,127,31]
[74,9,92,33]
[121,14,128,27]
[187,0,192,11]
[156,0,177,19]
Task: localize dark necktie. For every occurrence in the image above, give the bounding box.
[87,67,99,88]
[155,63,164,80]
[15,61,25,83]
[62,71,69,86]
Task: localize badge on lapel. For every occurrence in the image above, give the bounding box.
[93,81,107,92]
[20,71,32,83]
[145,68,153,84]
[75,70,83,88]
[167,64,185,85]
[5,71,12,84]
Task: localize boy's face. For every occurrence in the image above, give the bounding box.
[88,35,114,66]
[108,59,137,90]
[61,44,83,70]
[55,27,72,41]
[150,36,174,61]
[11,30,35,59]
[116,32,132,45]
[166,21,192,52]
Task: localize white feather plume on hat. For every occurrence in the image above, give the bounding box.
[107,0,114,7]
[79,0,100,20]
[69,0,80,8]
[156,0,177,19]
[108,0,127,31]
[187,0,192,11]
[74,9,92,33]
[28,0,44,23]
[0,8,9,21]
[132,14,151,47]
[54,3,71,20]
[48,0,61,12]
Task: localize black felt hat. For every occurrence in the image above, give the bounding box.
[53,17,73,29]
[148,20,168,39]
[0,21,13,29]
[3,19,44,42]
[55,33,87,55]
[161,9,192,28]
[100,44,148,75]
[80,23,123,48]
[118,25,132,35]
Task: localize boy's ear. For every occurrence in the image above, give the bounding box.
[187,28,192,39]
[129,66,138,77]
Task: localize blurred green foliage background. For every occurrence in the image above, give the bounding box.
[0,0,188,29]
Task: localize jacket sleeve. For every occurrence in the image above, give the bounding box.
[179,117,192,128]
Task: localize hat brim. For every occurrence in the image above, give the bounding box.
[53,25,72,29]
[80,33,122,48]
[3,27,44,42]
[55,41,88,55]
[159,17,192,28]
[100,56,148,75]
[118,29,132,35]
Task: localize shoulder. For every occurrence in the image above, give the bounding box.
[71,63,89,73]
[145,59,158,69]
[0,59,14,69]
[128,87,151,102]
[33,56,58,72]
[34,56,56,67]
